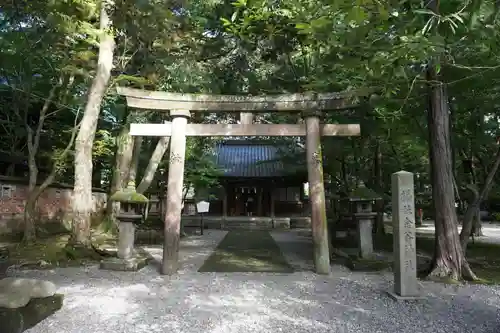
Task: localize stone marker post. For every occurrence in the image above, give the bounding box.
[389,171,420,299]
[304,110,330,275]
[162,109,190,275]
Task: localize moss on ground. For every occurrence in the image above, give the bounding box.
[415,236,500,284]
[4,230,117,269]
[198,230,294,273]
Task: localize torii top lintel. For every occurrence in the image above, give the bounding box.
[116,87,369,112]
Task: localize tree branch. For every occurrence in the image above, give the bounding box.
[137,134,171,194]
[460,144,500,250]
[31,110,82,201]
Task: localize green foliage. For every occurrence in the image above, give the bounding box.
[184,137,223,195]
[93,129,114,158]
[2,0,500,216]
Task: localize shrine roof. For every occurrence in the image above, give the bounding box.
[214,140,301,178]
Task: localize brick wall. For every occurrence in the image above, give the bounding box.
[0,176,107,236]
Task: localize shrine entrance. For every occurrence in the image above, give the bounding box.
[117,87,365,275]
[231,186,258,216]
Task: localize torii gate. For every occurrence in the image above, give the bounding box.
[117,87,363,275]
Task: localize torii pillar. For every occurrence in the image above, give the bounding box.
[304,110,330,275]
[162,109,190,275]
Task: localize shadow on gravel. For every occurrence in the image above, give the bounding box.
[12,268,500,333]
[6,229,500,333]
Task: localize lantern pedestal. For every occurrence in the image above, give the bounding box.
[101,214,150,271]
[347,182,381,259]
[354,211,376,259]
[100,183,150,272]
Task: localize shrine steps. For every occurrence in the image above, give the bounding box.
[181,216,311,230]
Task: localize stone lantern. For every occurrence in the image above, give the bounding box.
[348,181,382,259]
[100,181,150,271]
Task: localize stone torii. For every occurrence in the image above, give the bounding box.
[117,87,364,275]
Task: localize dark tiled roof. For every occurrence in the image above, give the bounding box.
[214,141,290,178]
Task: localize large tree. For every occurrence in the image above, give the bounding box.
[72,0,116,246]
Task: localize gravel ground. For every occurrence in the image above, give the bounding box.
[5,229,500,333]
[414,221,500,245]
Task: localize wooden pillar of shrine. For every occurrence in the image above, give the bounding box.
[222,181,228,228]
[304,110,330,275]
[162,109,190,275]
[270,185,276,218]
[257,186,263,216]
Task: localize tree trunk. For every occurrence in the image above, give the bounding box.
[128,136,143,184]
[22,79,60,243]
[24,129,38,242]
[115,124,135,189]
[24,110,79,242]
[473,209,483,236]
[105,119,134,222]
[373,139,385,235]
[5,163,15,176]
[136,135,170,194]
[426,63,476,280]
[452,175,463,218]
[71,0,115,246]
[340,154,349,194]
[23,168,38,243]
[459,146,500,250]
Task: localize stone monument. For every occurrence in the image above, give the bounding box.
[388,171,422,300]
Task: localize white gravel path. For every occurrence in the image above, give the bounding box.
[416,221,500,245]
[6,230,500,333]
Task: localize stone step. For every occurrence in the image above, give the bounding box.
[224,225,273,230]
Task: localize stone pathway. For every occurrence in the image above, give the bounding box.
[4,230,499,333]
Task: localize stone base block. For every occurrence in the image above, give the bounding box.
[100,256,149,272]
[347,257,391,272]
[335,231,348,238]
[273,218,291,229]
[0,278,57,309]
[0,294,63,333]
[290,217,311,228]
[386,290,425,301]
